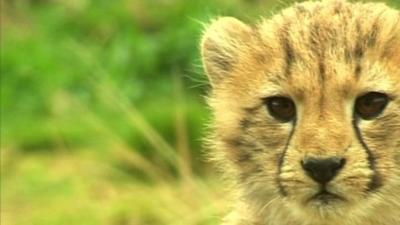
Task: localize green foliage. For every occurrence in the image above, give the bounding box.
[1,1,270,224]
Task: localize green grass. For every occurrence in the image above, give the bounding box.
[1,0,400,224]
[1,1,252,224]
[1,147,229,225]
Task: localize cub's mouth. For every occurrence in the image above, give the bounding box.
[306,189,347,205]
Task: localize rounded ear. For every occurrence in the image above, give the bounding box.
[200,17,253,87]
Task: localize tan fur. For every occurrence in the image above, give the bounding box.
[201,1,400,225]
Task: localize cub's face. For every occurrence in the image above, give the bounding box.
[201,1,400,222]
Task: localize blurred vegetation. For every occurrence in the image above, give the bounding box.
[1,0,399,224]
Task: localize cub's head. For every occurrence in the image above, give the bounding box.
[201,0,400,223]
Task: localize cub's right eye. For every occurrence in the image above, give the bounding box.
[355,92,389,120]
[264,96,296,122]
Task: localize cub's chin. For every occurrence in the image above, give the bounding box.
[286,185,363,220]
[287,198,350,223]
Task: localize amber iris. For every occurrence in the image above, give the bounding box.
[355,92,389,120]
[265,97,296,122]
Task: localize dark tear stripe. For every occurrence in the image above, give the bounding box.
[352,117,382,191]
[277,119,297,196]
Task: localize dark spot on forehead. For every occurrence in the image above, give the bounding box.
[355,21,365,58]
[283,37,295,77]
[295,4,306,13]
[318,60,326,82]
[354,44,364,59]
[355,64,362,77]
[277,19,296,78]
[334,0,343,14]
[367,20,380,47]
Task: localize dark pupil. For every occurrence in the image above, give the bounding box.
[356,92,388,119]
[268,97,295,122]
[272,100,291,113]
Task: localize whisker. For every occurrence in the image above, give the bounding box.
[259,196,280,215]
[279,179,305,184]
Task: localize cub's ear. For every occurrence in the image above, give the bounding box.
[201,17,253,87]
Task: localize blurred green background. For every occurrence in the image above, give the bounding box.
[1,0,399,224]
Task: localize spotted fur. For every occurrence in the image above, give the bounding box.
[201,0,400,224]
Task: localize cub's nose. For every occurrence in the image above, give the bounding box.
[301,157,346,184]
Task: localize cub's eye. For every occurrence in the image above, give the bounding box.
[355,92,389,120]
[265,96,296,122]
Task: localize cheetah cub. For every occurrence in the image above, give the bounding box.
[200,0,400,224]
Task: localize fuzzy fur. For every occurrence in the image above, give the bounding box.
[200,0,400,225]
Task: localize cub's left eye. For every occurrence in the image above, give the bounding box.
[265,96,296,122]
[355,92,389,120]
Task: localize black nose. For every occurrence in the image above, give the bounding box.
[301,157,346,184]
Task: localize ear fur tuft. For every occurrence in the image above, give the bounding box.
[201,17,253,86]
